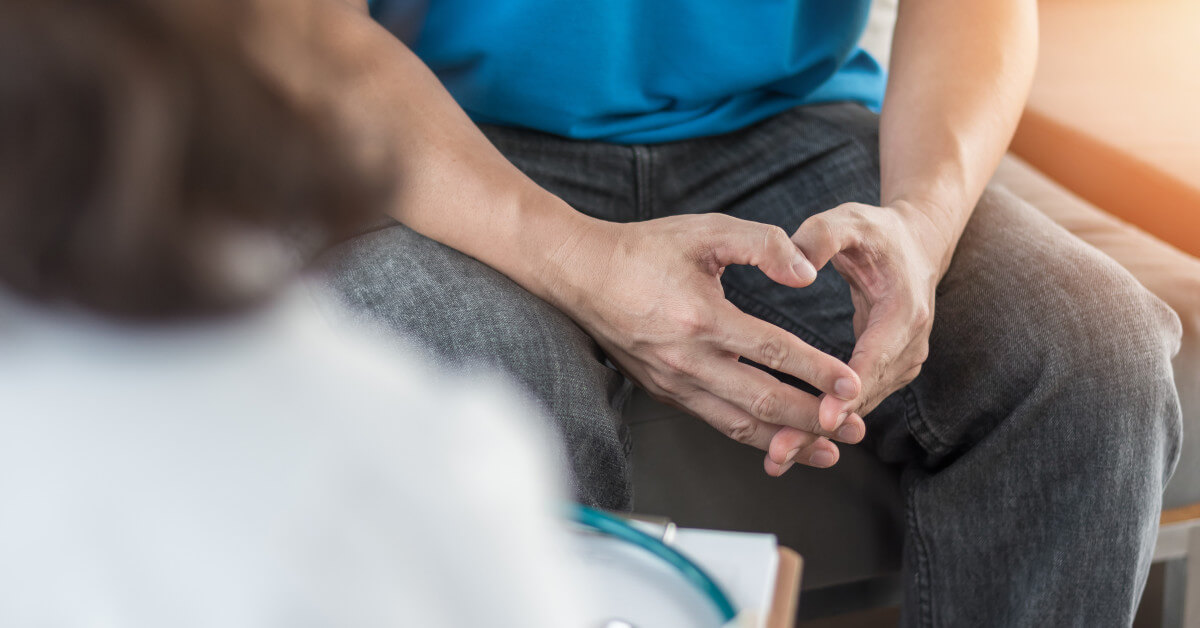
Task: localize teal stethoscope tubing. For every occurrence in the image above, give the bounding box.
[568,504,739,623]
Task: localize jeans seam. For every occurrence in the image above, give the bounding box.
[901,386,953,457]
[632,144,654,220]
[906,477,936,628]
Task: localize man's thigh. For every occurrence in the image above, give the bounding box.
[313,222,632,509]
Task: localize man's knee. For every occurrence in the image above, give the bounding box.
[930,188,1182,476]
[317,223,588,372]
[315,223,633,509]
[1036,252,1183,487]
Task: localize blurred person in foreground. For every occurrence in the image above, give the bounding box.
[300,0,1183,625]
[0,1,585,626]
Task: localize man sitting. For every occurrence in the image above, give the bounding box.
[305,0,1183,624]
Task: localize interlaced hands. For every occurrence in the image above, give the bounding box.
[561,202,950,476]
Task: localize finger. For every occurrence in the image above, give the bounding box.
[813,396,866,442]
[844,413,865,442]
[819,392,860,433]
[764,457,795,477]
[697,358,851,438]
[698,359,864,443]
[716,308,861,402]
[764,436,839,476]
[768,411,863,464]
[707,217,817,287]
[847,306,915,409]
[791,209,857,270]
[764,427,822,466]
[681,389,783,451]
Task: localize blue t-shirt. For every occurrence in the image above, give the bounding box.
[370,1,885,143]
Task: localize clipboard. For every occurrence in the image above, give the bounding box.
[572,519,803,628]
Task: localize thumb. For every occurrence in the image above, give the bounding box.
[791,207,858,270]
[708,219,816,288]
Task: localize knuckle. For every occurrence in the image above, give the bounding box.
[645,368,681,396]
[836,203,865,223]
[658,349,695,378]
[903,365,923,384]
[804,212,829,235]
[672,308,709,336]
[701,213,737,236]
[757,335,790,371]
[875,349,894,368]
[750,389,783,422]
[814,214,845,247]
[724,418,759,445]
[911,304,932,327]
[762,224,790,248]
[706,212,737,227]
[913,342,930,365]
[859,218,883,242]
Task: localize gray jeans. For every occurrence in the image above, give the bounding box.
[316,103,1183,626]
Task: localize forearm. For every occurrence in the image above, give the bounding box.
[284,1,605,303]
[881,0,1037,262]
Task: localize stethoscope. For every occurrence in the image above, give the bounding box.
[569,504,741,627]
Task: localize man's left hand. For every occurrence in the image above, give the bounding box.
[763,201,957,475]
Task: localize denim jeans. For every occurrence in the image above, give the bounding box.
[316,103,1183,626]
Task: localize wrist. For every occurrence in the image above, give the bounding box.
[505,188,622,314]
[883,198,962,277]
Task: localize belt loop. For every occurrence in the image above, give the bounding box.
[631,144,654,221]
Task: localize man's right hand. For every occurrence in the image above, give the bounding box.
[542,213,865,476]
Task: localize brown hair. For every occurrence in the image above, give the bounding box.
[0,0,392,319]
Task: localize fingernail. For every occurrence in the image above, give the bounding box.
[834,411,849,428]
[793,256,816,282]
[809,450,836,468]
[784,447,801,464]
[836,423,861,443]
[834,377,857,399]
